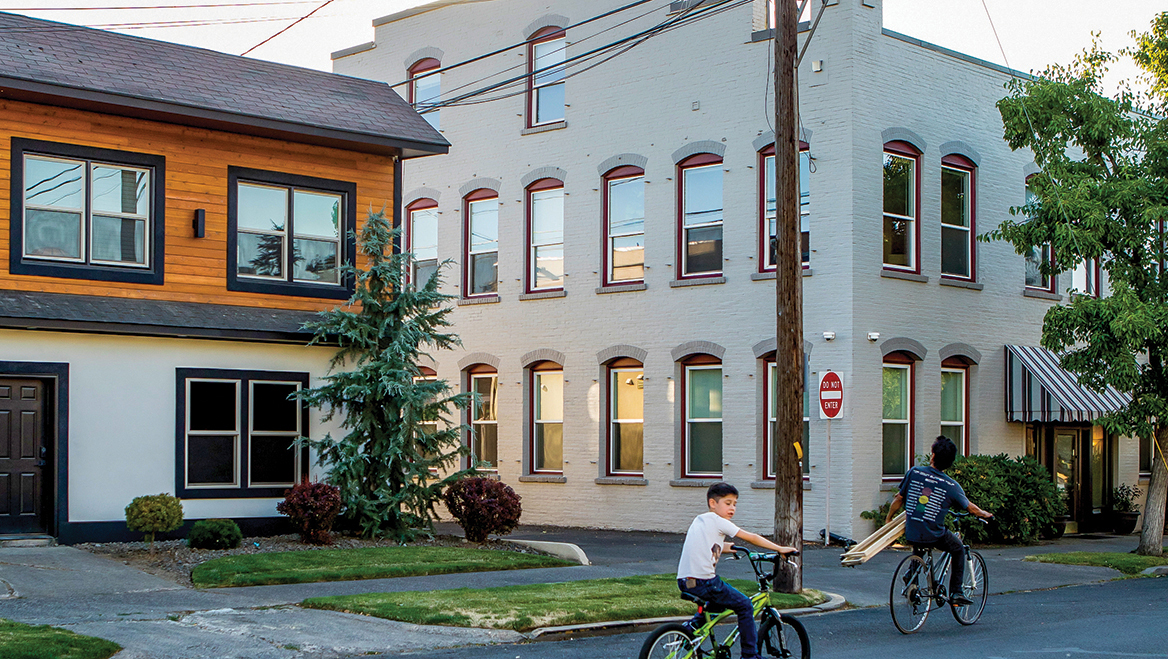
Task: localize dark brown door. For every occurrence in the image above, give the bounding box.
[0,379,49,534]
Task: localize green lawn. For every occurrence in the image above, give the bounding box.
[0,619,120,659]
[1024,551,1168,575]
[192,546,574,587]
[302,574,825,632]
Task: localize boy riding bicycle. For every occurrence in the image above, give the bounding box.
[677,482,796,659]
[885,436,993,607]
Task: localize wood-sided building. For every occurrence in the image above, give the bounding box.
[0,12,447,542]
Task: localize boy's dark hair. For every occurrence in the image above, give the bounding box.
[707,482,738,502]
[931,435,958,470]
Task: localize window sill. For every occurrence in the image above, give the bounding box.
[880,481,901,491]
[597,282,647,295]
[670,478,721,487]
[519,289,566,301]
[521,121,567,136]
[595,476,648,486]
[880,269,928,283]
[750,269,813,281]
[519,474,567,483]
[939,278,984,291]
[228,277,353,300]
[750,480,813,490]
[1023,288,1062,301]
[10,259,165,286]
[457,295,501,306]
[670,276,726,288]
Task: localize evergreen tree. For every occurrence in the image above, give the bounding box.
[299,208,473,540]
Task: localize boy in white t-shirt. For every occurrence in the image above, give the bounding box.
[677,482,795,659]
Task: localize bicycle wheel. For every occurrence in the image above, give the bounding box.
[950,550,988,625]
[758,611,810,659]
[639,622,697,659]
[890,554,932,634]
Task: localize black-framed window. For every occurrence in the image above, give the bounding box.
[176,368,309,499]
[227,167,356,299]
[9,138,165,285]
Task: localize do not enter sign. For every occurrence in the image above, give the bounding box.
[819,371,843,419]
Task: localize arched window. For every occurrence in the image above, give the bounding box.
[529,360,563,473]
[408,57,441,130]
[940,357,971,456]
[882,351,916,478]
[406,198,438,286]
[678,153,724,278]
[1023,176,1054,293]
[528,26,565,127]
[526,178,564,292]
[941,154,976,280]
[606,357,644,476]
[681,353,723,477]
[763,353,809,479]
[883,140,921,272]
[602,165,645,286]
[465,363,498,471]
[759,142,810,271]
[463,188,499,298]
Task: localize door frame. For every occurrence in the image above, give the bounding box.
[1029,423,1113,532]
[0,362,68,538]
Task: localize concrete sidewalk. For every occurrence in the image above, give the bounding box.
[0,529,1152,658]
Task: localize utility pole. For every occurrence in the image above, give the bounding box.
[773,0,804,594]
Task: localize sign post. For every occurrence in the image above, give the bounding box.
[818,371,843,546]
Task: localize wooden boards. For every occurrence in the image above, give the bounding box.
[840,512,905,567]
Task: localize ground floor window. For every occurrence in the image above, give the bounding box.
[1139,433,1153,476]
[764,359,810,479]
[608,360,644,476]
[468,367,498,471]
[882,357,913,478]
[940,364,968,455]
[176,368,307,498]
[531,364,563,473]
[683,356,722,477]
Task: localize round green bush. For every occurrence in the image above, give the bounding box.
[187,518,243,550]
[948,453,1063,544]
[125,493,184,544]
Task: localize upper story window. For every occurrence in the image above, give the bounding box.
[678,153,724,278]
[531,362,563,474]
[883,142,920,272]
[406,198,439,286]
[608,359,644,476]
[761,144,810,271]
[1023,180,1055,292]
[10,138,166,285]
[464,189,499,297]
[603,166,645,285]
[764,358,809,479]
[940,155,975,280]
[529,27,566,127]
[882,353,914,479]
[468,365,498,471]
[940,360,969,456]
[527,179,565,292]
[408,58,441,131]
[683,355,723,478]
[227,167,356,300]
[1070,258,1100,297]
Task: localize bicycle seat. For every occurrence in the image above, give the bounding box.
[680,591,709,607]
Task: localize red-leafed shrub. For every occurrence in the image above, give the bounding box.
[277,480,342,545]
[442,477,522,542]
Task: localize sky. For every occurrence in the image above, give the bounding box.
[1,0,1164,95]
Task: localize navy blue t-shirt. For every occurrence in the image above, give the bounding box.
[897,466,970,543]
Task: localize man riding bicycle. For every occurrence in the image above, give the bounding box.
[885,436,992,607]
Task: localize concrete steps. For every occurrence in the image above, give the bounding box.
[0,534,56,548]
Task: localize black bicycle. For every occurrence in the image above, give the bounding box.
[639,547,810,659]
[889,512,988,634]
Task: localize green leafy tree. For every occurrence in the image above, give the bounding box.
[989,14,1168,555]
[299,209,474,541]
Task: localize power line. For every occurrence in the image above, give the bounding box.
[0,15,300,30]
[2,1,314,10]
[240,0,334,56]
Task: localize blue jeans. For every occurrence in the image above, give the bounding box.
[678,576,759,659]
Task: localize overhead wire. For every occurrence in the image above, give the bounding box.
[1,1,315,9]
[240,0,334,55]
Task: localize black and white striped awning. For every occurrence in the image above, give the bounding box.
[1005,345,1130,423]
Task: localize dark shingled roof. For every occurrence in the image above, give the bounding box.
[0,11,448,158]
[0,290,329,343]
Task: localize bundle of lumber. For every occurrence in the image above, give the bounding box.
[839,512,905,567]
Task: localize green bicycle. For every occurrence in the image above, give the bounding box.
[639,547,810,659]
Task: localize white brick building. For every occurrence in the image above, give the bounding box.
[332,0,1147,537]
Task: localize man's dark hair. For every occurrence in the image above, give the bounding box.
[931,435,958,470]
[707,482,739,502]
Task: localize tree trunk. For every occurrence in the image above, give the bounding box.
[1136,425,1166,556]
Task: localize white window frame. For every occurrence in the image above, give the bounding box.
[940,164,973,279]
[684,364,723,478]
[185,378,241,489]
[609,366,644,476]
[882,362,912,479]
[882,151,917,271]
[466,196,499,296]
[681,162,724,277]
[764,361,810,480]
[409,62,440,131]
[940,367,967,456]
[1070,258,1099,297]
[532,370,564,474]
[762,150,810,270]
[528,186,564,292]
[530,33,566,126]
[236,182,343,285]
[408,205,439,285]
[470,372,498,471]
[605,173,646,284]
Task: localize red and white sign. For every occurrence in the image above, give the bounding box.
[819,371,843,419]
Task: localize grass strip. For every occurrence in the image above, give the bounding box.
[0,619,120,659]
[1024,551,1168,575]
[192,546,574,587]
[302,573,826,632]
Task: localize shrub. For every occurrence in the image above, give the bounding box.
[859,500,906,545]
[277,480,342,545]
[1112,484,1143,512]
[125,493,184,545]
[188,518,243,550]
[442,477,522,542]
[948,453,1062,544]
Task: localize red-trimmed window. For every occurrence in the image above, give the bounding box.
[414,366,440,475]
[603,165,645,285]
[467,364,498,471]
[941,155,975,280]
[678,153,724,278]
[408,58,441,131]
[528,27,565,127]
[940,358,970,456]
[1070,258,1100,297]
[1023,179,1055,292]
[682,354,722,477]
[882,352,914,478]
[607,358,644,476]
[763,356,810,480]
[530,361,563,474]
[883,141,920,272]
[526,178,564,292]
[760,143,810,271]
[406,198,438,286]
[463,189,498,297]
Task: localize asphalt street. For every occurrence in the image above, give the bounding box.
[388,577,1168,659]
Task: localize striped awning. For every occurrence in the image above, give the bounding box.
[1005,345,1130,423]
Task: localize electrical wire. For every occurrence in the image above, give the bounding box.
[2,1,315,10]
[241,0,334,55]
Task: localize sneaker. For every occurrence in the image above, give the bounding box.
[950,594,974,607]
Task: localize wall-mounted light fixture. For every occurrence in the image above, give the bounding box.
[867,332,880,342]
[193,209,206,238]
[822,331,835,341]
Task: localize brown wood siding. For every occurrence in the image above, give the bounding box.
[0,99,397,311]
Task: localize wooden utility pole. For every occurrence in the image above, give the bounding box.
[773,0,804,594]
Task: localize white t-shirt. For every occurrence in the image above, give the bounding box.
[676,512,741,580]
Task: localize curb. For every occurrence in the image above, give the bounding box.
[507,539,590,565]
[1141,566,1168,576]
[526,591,846,641]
